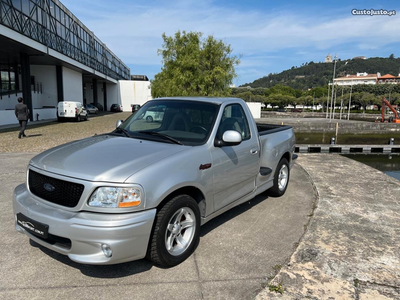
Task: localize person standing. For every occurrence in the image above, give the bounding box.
[15,97,29,139]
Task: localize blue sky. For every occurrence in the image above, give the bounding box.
[61,0,400,86]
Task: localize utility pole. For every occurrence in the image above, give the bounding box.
[347,79,353,120]
[333,87,337,119]
[340,87,344,120]
[329,54,337,122]
[326,82,330,118]
[312,91,315,113]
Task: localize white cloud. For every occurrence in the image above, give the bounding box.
[63,0,400,84]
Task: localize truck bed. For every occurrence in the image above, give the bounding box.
[256,123,293,135]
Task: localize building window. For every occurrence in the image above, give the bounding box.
[0,66,20,96]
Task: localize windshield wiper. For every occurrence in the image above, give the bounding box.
[138,131,183,145]
[114,127,132,138]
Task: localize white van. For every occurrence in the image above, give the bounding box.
[57,101,88,122]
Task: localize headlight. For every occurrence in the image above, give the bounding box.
[88,187,143,208]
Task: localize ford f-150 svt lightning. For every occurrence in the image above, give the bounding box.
[14,97,296,267]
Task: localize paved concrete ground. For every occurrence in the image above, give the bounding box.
[2,114,400,299]
[257,154,400,299]
[0,132,315,299]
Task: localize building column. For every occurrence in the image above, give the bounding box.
[56,65,64,102]
[82,76,86,105]
[20,53,33,121]
[103,82,107,112]
[92,78,98,107]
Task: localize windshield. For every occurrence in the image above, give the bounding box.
[118,100,219,146]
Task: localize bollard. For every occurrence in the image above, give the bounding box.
[331,137,335,145]
[390,138,394,145]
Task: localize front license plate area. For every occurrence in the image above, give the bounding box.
[17,213,49,239]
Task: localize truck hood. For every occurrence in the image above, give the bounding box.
[29,135,188,182]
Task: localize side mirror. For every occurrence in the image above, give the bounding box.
[116,119,123,128]
[214,130,242,147]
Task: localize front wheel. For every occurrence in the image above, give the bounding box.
[268,158,290,197]
[146,116,153,123]
[147,195,200,268]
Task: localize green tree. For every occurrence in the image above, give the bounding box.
[151,31,240,98]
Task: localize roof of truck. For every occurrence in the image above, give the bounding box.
[151,97,244,105]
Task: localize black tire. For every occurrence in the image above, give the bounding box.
[268,158,290,197]
[76,115,81,122]
[146,116,153,123]
[147,194,200,268]
[84,114,88,121]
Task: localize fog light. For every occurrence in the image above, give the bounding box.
[101,244,113,258]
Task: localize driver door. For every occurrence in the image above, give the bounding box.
[210,103,259,211]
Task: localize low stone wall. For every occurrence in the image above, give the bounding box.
[257,117,400,133]
[261,111,378,121]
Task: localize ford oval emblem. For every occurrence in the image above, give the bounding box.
[43,183,55,192]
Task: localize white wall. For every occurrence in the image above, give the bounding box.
[118,80,152,111]
[246,102,262,119]
[0,93,22,110]
[107,83,118,111]
[0,110,19,126]
[31,65,57,108]
[0,64,57,119]
[63,67,83,102]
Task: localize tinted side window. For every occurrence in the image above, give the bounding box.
[217,104,251,141]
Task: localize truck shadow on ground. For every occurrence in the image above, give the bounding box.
[29,193,269,278]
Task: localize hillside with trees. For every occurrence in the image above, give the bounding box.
[242,56,400,90]
[231,82,400,112]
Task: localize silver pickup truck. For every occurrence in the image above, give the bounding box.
[13,97,296,267]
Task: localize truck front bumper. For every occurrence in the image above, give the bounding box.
[13,183,156,265]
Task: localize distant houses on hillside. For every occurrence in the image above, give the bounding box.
[332,72,400,86]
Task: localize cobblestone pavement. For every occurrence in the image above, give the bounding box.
[0,112,132,153]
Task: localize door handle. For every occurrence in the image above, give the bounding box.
[250,148,258,155]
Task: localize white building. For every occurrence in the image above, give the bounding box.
[325,54,333,63]
[0,0,147,125]
[333,72,379,86]
[119,76,152,111]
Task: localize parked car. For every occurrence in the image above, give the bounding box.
[291,108,303,112]
[14,97,296,268]
[132,104,141,113]
[85,104,99,114]
[110,104,123,112]
[138,107,165,122]
[90,102,103,111]
[277,108,287,112]
[57,101,88,122]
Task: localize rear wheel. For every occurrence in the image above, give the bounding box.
[76,115,81,122]
[268,158,290,197]
[147,195,200,267]
[146,116,153,122]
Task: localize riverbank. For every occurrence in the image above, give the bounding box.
[257,154,400,299]
[256,116,400,145]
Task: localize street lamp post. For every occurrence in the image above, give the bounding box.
[347,79,353,120]
[326,82,330,119]
[330,54,337,122]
